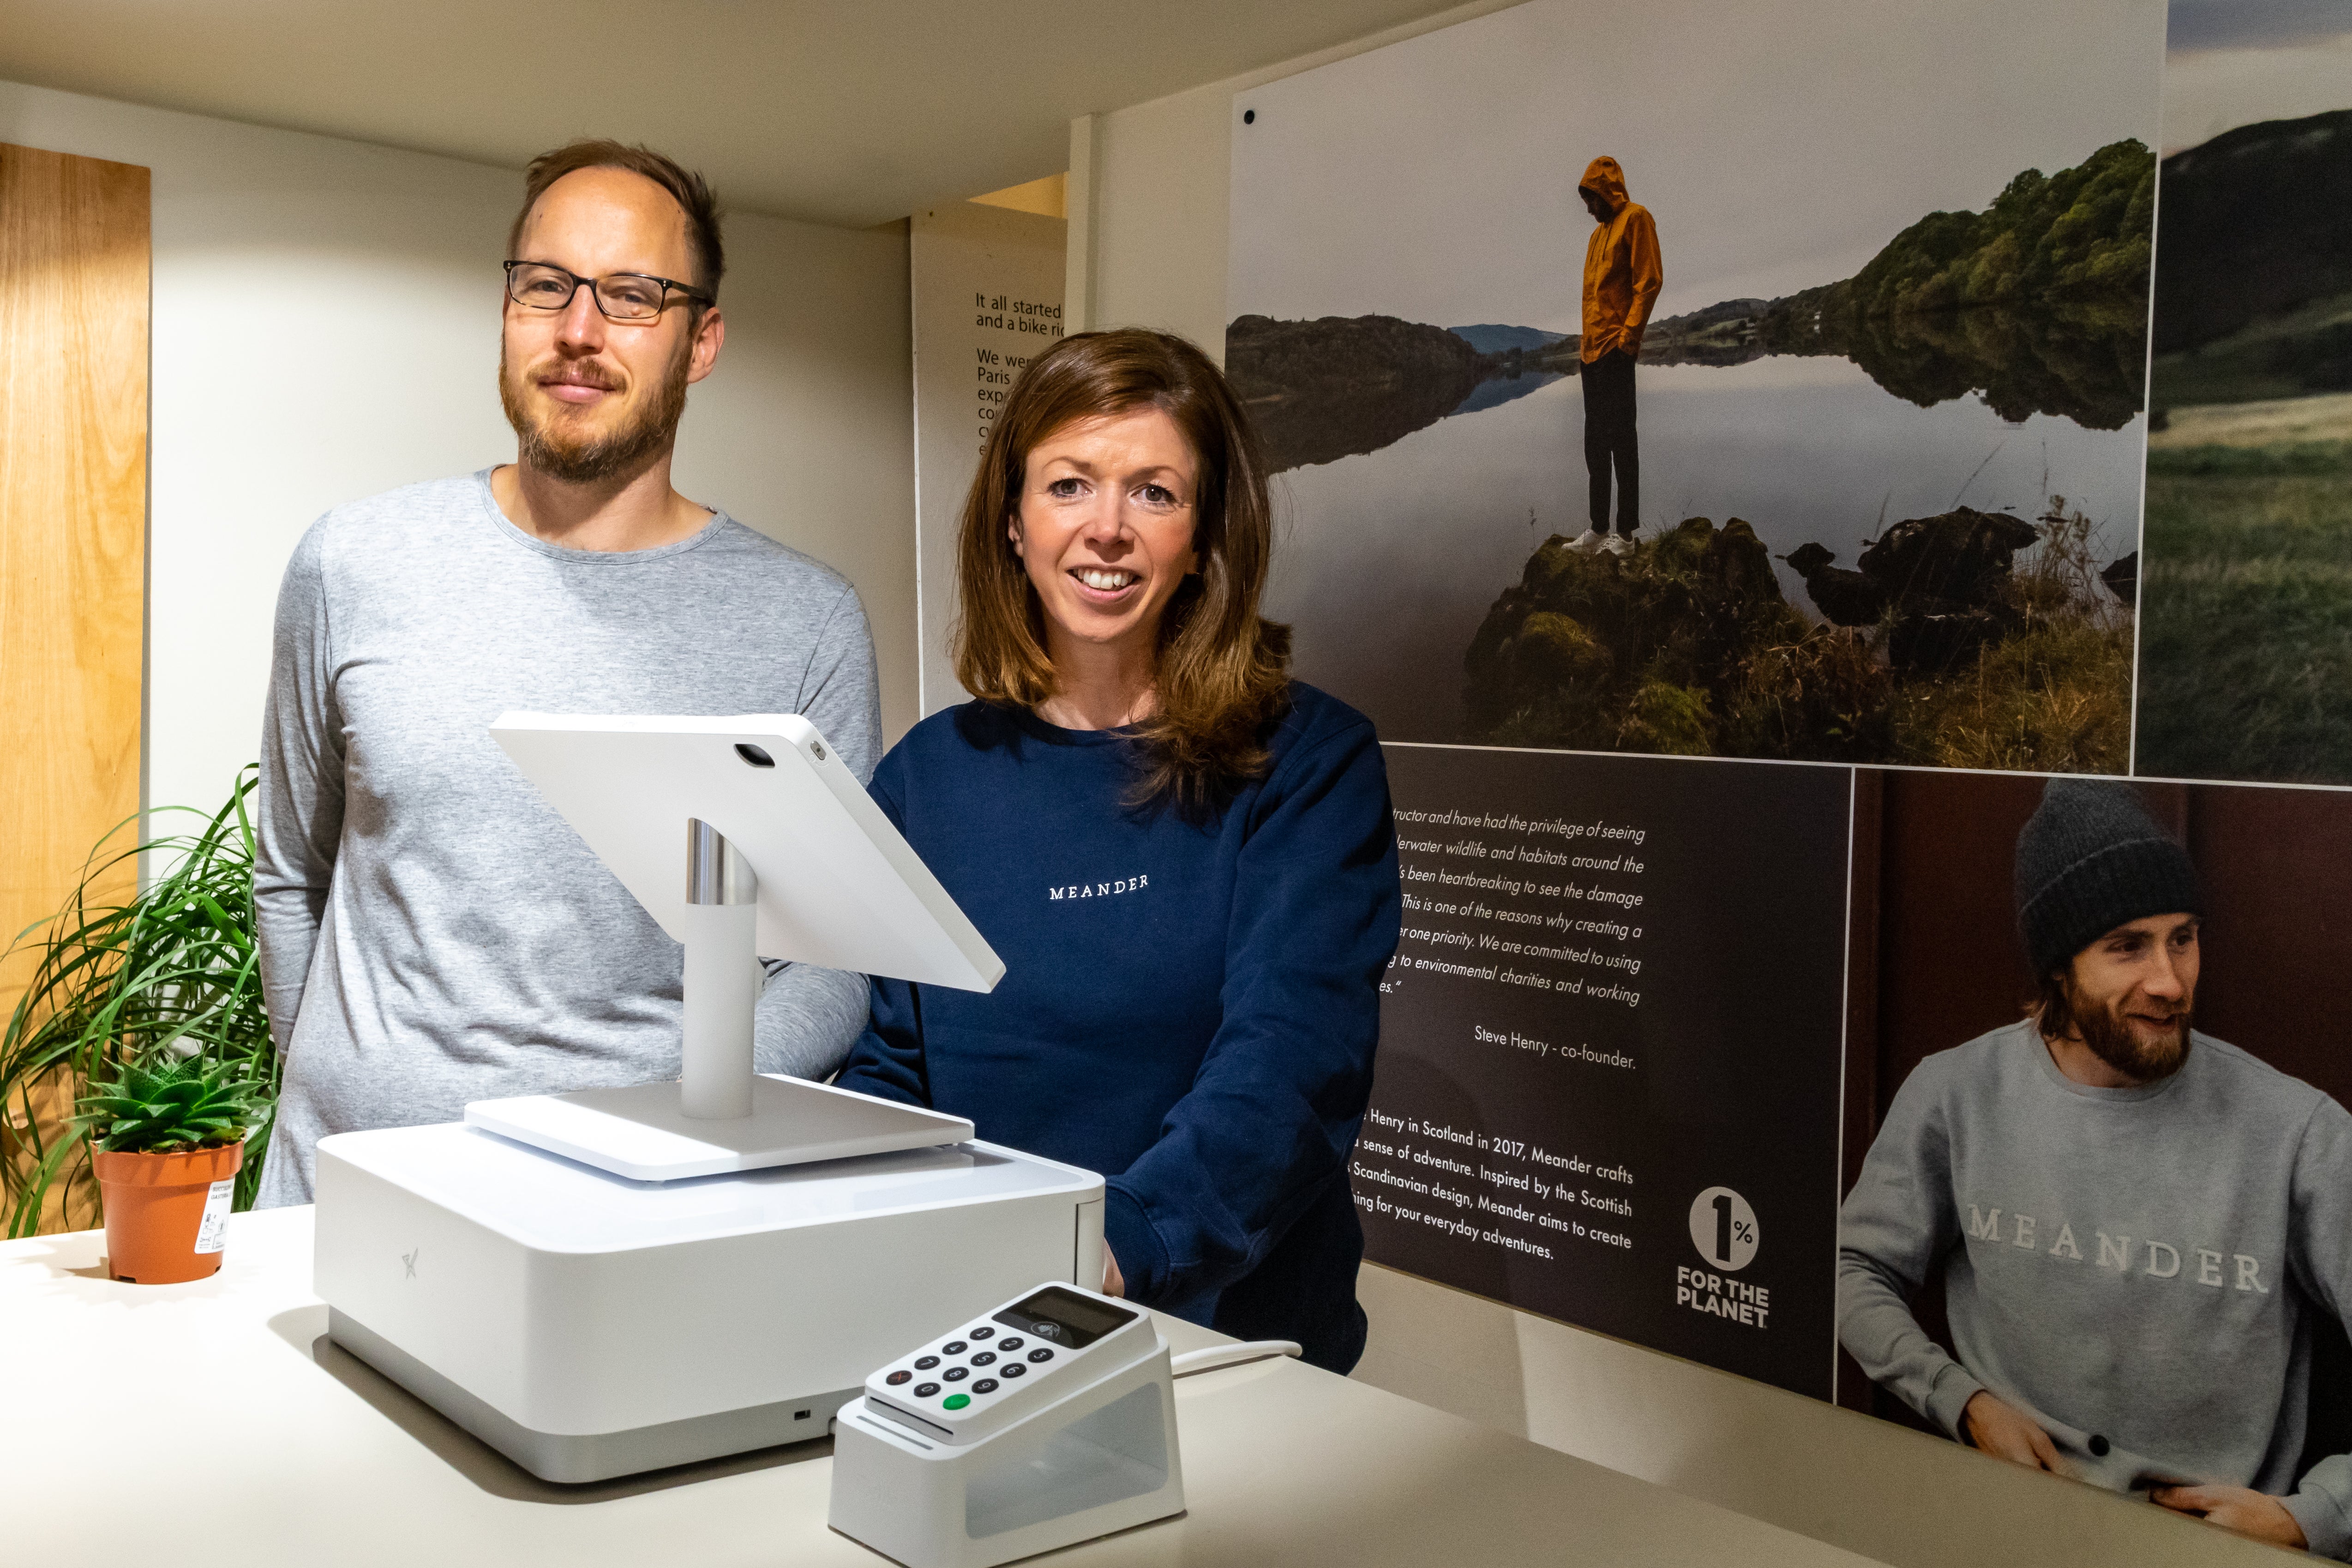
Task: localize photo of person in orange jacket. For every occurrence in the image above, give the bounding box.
[1567,156,1663,559]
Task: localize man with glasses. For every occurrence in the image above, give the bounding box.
[253,141,881,1205]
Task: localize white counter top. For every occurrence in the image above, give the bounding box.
[3,1207,1881,1566]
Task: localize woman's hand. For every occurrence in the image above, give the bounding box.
[1103,1248,1126,1298]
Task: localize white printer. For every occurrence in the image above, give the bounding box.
[316,1112,1104,1483]
[311,714,1092,1484]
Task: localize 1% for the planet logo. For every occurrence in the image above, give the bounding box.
[1676,1186,1771,1330]
[1687,1185,1759,1272]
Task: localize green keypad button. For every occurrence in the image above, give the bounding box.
[943,1394,970,1410]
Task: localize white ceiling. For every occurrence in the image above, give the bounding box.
[0,0,1468,227]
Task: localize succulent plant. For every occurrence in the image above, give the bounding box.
[76,1055,264,1155]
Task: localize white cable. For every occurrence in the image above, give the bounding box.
[1170,1340,1302,1378]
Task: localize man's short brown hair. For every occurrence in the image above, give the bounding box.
[508,140,725,302]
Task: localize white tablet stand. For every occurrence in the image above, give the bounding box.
[467,713,1005,1181]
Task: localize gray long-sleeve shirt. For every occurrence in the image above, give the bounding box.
[253,471,882,1207]
[1839,1020,2352,1557]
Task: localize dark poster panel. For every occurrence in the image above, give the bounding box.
[1357,745,1850,1398]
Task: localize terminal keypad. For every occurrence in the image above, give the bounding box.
[873,1319,1060,1417]
[869,1286,1143,1431]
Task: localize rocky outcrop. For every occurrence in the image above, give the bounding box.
[1459,504,2129,769]
[1778,506,2046,673]
[1462,517,1837,756]
[1460,500,2122,759]
[1856,507,2040,673]
[1780,543,1887,627]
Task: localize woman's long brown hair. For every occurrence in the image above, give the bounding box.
[952,329,1291,812]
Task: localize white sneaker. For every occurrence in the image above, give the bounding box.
[1602,533,1635,558]
[1566,528,1608,555]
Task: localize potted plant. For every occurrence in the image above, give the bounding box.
[1,769,278,1238]
[79,1054,265,1283]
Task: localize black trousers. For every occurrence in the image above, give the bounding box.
[1581,348,1640,535]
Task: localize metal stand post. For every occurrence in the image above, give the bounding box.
[681,817,758,1120]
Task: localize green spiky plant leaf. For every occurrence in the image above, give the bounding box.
[75,1056,264,1154]
[1,768,278,1236]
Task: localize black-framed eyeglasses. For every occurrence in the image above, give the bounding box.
[503,259,713,322]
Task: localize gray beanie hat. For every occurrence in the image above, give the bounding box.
[2014,779,2202,977]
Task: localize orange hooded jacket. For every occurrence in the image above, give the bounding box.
[1578,156,1662,362]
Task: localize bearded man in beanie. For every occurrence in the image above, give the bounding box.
[1838,779,2352,1557]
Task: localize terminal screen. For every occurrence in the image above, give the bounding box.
[993,1286,1136,1348]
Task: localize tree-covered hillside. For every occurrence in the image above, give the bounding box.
[1761,140,2151,335]
[1842,138,2153,314]
[1754,139,2154,427]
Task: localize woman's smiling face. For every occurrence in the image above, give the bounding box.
[1009,406,1201,664]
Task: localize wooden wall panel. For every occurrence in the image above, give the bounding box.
[0,143,150,1225]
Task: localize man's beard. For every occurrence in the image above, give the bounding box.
[499,336,690,485]
[2068,980,2191,1082]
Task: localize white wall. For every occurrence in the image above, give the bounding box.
[0,78,916,829]
[1070,0,1531,349]
[673,219,915,740]
[1072,10,2284,1567]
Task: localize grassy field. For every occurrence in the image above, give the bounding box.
[2136,443,2352,781]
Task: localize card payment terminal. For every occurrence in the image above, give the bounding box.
[829,1283,1184,1568]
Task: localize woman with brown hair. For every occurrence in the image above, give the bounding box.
[834,328,1399,1372]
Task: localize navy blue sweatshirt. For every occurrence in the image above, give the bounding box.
[834,683,1400,1370]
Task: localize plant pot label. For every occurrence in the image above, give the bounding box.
[193,1179,234,1254]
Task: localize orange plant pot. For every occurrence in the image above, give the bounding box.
[94,1141,244,1284]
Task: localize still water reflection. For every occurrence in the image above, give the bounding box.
[1264,354,2146,743]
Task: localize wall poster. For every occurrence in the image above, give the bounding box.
[908,202,1064,717]
[1231,0,2352,1556]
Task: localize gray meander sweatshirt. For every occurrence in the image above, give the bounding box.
[253,472,882,1207]
[1839,1020,2352,1557]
